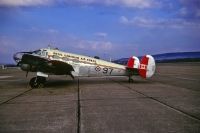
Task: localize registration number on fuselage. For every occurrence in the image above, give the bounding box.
[95,66,114,75]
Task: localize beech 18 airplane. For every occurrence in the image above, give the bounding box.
[13,47,156,88]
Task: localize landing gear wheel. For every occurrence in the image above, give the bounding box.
[29,77,39,88]
[29,76,46,88]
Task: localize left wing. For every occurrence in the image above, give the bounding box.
[17,53,74,75]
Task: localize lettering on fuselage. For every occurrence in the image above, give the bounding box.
[95,66,114,75]
[52,51,96,64]
[46,48,125,76]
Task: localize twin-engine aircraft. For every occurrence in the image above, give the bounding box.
[13,47,156,88]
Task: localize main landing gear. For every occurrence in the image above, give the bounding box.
[128,76,134,83]
[29,76,46,88]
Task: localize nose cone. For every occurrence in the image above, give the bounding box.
[13,52,24,63]
[13,51,33,64]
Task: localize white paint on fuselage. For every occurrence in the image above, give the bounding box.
[40,48,127,77]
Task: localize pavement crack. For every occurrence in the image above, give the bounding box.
[0,88,33,106]
[110,78,200,123]
[77,78,81,133]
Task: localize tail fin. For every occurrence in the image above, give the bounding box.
[139,55,156,78]
[126,55,156,78]
[127,56,140,69]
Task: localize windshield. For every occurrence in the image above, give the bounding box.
[33,50,42,55]
[33,49,48,57]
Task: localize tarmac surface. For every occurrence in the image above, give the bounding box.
[0,62,200,133]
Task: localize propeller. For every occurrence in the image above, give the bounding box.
[26,71,29,77]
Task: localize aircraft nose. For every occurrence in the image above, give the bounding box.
[13,52,24,63]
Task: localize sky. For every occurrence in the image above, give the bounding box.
[0,0,200,63]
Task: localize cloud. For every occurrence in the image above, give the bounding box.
[0,28,114,62]
[76,40,112,51]
[24,27,59,34]
[73,0,159,8]
[177,0,200,19]
[94,32,107,38]
[0,0,54,7]
[0,36,14,54]
[0,0,159,8]
[120,16,129,23]
[22,27,112,51]
[120,16,200,28]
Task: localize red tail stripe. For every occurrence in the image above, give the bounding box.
[139,56,149,78]
[127,57,134,68]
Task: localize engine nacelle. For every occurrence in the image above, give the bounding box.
[20,63,37,72]
[20,64,31,71]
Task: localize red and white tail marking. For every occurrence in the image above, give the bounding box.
[127,56,140,69]
[139,55,156,78]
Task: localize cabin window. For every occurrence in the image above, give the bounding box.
[52,55,60,59]
[72,59,79,63]
[62,57,69,61]
[33,50,41,55]
[41,51,47,57]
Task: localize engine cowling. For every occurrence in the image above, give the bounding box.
[20,64,37,72]
[20,64,31,71]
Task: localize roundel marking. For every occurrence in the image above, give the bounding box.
[95,66,101,71]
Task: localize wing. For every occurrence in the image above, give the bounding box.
[43,60,74,75]
[19,54,74,75]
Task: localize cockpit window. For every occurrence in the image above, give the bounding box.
[33,50,41,55]
[33,49,48,57]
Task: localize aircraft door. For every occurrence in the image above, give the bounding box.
[71,64,80,76]
[41,50,48,58]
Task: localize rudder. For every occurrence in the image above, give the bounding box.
[139,55,156,78]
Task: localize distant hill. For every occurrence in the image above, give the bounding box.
[113,51,200,64]
[153,52,200,63]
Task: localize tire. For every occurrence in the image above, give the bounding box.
[29,77,39,88]
[29,76,46,88]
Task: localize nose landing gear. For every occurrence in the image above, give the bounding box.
[29,76,46,88]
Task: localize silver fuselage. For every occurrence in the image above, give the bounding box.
[39,48,127,77]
